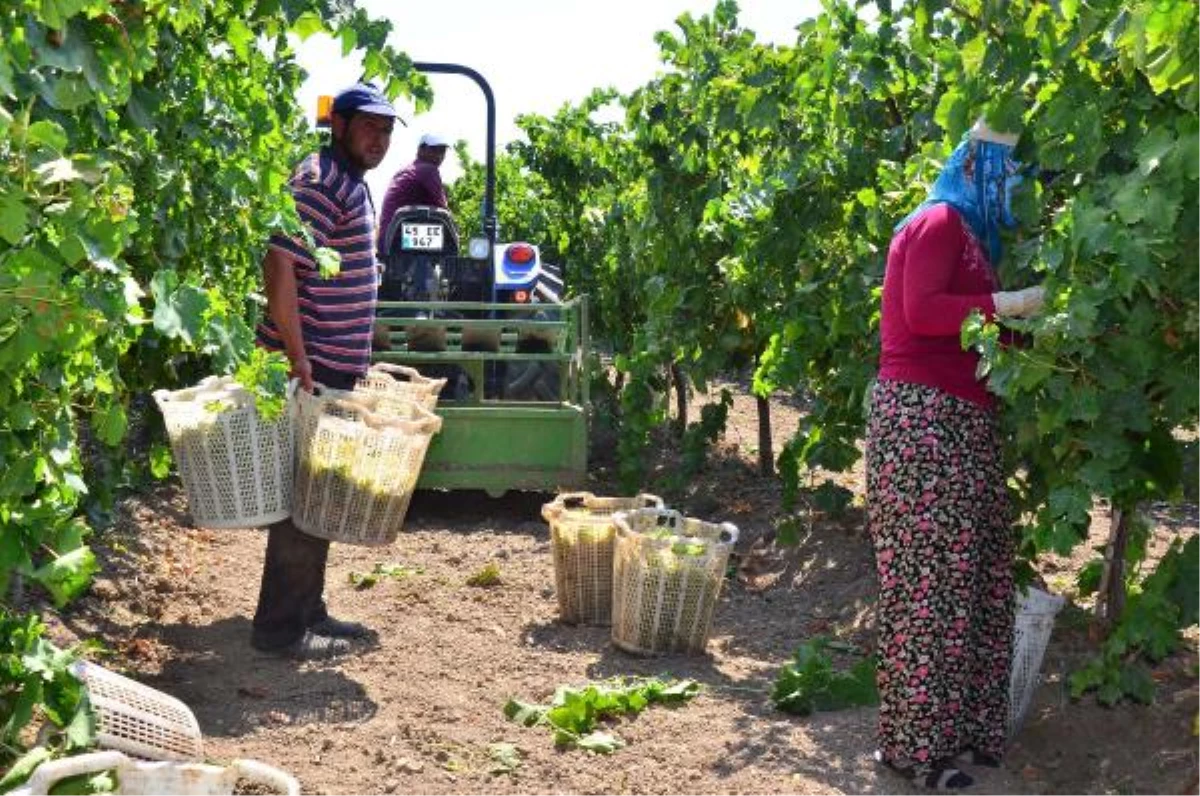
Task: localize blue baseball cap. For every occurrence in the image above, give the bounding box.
[331,83,398,118]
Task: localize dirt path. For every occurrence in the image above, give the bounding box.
[42,383,1200,795]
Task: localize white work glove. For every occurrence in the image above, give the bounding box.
[992,286,1045,318]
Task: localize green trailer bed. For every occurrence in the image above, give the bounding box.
[372,296,590,496]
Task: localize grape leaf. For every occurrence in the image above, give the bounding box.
[150,271,209,345]
[0,745,53,791]
[0,192,29,245]
[26,119,68,151]
[149,444,172,480]
[315,246,342,279]
[91,401,127,447]
[30,548,99,608]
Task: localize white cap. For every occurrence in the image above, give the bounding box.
[969,118,1019,147]
[419,132,451,148]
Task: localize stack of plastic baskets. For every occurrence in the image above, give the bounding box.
[292,389,442,546]
[16,751,299,795]
[152,376,294,529]
[353,363,446,412]
[541,492,664,625]
[69,661,204,762]
[48,663,301,796]
[611,509,738,656]
[1008,586,1066,737]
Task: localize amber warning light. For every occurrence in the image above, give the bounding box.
[316,95,333,128]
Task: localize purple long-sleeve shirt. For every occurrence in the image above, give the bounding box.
[378,160,447,249]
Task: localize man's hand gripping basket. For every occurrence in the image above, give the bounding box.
[292,388,442,546]
[152,376,294,529]
[541,492,664,626]
[611,509,738,656]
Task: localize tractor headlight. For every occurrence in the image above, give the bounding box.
[468,237,490,260]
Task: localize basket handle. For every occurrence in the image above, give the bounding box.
[672,521,738,547]
[560,492,595,510]
[398,402,443,435]
[151,376,243,407]
[24,751,130,794]
[612,508,683,537]
[368,363,428,384]
[230,759,301,795]
[310,381,336,398]
[639,493,664,508]
[542,491,594,522]
[655,511,682,530]
[328,397,386,425]
[328,398,443,436]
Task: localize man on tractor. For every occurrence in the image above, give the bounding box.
[378,132,452,252]
[253,82,397,660]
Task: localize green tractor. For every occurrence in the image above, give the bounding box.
[372,63,589,497]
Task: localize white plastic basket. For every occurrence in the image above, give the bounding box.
[292,389,442,546]
[541,492,665,626]
[354,363,446,412]
[1008,586,1066,737]
[152,376,294,528]
[70,661,203,762]
[611,509,739,656]
[15,750,299,795]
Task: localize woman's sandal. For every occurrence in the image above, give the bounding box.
[924,766,974,790]
[874,750,974,790]
[955,748,1002,768]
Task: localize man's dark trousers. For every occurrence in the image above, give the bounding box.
[251,363,358,650]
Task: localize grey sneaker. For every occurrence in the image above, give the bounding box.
[308,616,370,639]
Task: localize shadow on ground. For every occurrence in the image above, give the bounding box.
[149,617,379,738]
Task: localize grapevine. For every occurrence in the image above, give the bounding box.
[486,0,1197,701]
[0,0,430,775]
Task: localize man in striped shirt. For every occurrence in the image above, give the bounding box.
[252,83,396,660]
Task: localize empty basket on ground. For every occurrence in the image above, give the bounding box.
[69,660,203,762]
[16,750,299,796]
[354,363,446,412]
[152,376,293,528]
[541,492,665,626]
[292,389,442,546]
[1008,586,1066,737]
[611,509,739,656]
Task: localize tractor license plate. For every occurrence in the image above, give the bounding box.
[401,223,444,251]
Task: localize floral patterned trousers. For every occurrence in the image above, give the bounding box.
[866,379,1015,773]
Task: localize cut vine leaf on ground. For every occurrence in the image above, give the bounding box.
[771,636,879,716]
[487,742,522,775]
[503,677,701,753]
[347,562,424,589]
[466,562,502,587]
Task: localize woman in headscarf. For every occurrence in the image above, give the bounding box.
[867,119,1045,790]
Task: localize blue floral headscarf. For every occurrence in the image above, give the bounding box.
[895,134,1023,265]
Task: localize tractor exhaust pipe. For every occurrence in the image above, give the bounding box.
[412,62,497,253]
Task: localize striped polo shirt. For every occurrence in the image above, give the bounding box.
[257,147,378,376]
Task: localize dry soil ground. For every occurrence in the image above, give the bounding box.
[37,379,1200,795]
